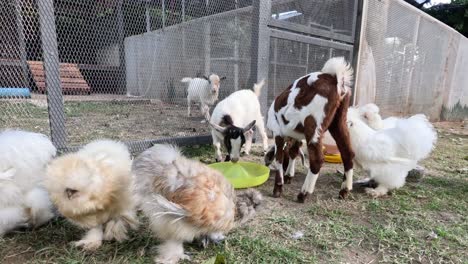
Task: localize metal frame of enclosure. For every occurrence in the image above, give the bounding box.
[0,0,361,154]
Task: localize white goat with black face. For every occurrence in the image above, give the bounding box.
[182,74,226,117]
[208,80,269,163]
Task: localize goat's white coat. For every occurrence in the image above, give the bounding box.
[0,130,56,236]
[347,114,437,196]
[301,171,319,193]
[182,74,221,117]
[210,80,269,160]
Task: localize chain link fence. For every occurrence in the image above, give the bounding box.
[355,0,468,121]
[1,0,359,153]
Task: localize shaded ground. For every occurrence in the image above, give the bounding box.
[0,99,466,263]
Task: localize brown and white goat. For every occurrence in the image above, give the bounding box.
[264,139,306,184]
[266,57,355,202]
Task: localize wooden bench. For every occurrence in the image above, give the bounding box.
[27,61,91,95]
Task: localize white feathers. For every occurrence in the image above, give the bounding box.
[347,111,437,196]
[144,144,181,165]
[77,139,132,168]
[45,139,137,250]
[133,144,238,263]
[0,130,56,236]
[353,103,400,130]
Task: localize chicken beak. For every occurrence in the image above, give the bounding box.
[65,188,77,199]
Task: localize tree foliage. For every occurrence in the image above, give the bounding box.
[405,0,468,37]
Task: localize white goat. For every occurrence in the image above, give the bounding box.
[0,130,56,237]
[181,74,226,117]
[208,80,269,163]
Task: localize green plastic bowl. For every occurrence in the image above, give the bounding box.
[208,161,270,189]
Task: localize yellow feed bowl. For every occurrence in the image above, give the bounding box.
[208,161,270,189]
[324,153,342,163]
[322,146,342,163]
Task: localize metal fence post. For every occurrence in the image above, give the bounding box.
[249,0,271,116]
[37,0,67,150]
[351,0,364,106]
[117,0,127,94]
[14,0,28,88]
[145,1,151,32]
[204,0,211,75]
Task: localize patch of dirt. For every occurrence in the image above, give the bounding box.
[434,121,467,135]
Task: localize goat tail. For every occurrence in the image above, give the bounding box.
[321,57,354,97]
[253,79,266,97]
[180,77,192,83]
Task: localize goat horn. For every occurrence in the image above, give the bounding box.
[242,120,256,133]
[206,115,226,134]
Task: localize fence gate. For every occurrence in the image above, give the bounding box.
[265,0,360,106]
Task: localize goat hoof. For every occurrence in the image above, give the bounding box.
[272,184,283,198]
[339,188,349,200]
[297,192,308,203]
[285,176,293,184]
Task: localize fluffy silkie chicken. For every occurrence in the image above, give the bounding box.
[0,130,56,236]
[351,103,400,130]
[132,144,262,264]
[45,139,138,250]
[346,112,437,197]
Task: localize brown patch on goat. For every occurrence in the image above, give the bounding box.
[274,85,292,112]
[328,92,354,199]
[293,74,337,109]
[294,123,305,133]
[284,139,303,184]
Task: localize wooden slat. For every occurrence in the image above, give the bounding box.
[35,81,90,88]
[27,60,90,93]
[33,76,88,84]
[31,71,84,79]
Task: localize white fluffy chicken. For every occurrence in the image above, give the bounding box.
[352,103,400,130]
[133,144,261,264]
[0,130,56,236]
[346,113,437,197]
[45,140,138,250]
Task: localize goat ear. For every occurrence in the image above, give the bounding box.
[242,120,256,133]
[220,76,227,81]
[202,75,209,81]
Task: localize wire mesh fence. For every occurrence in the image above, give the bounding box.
[355,0,468,121]
[1,0,359,153]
